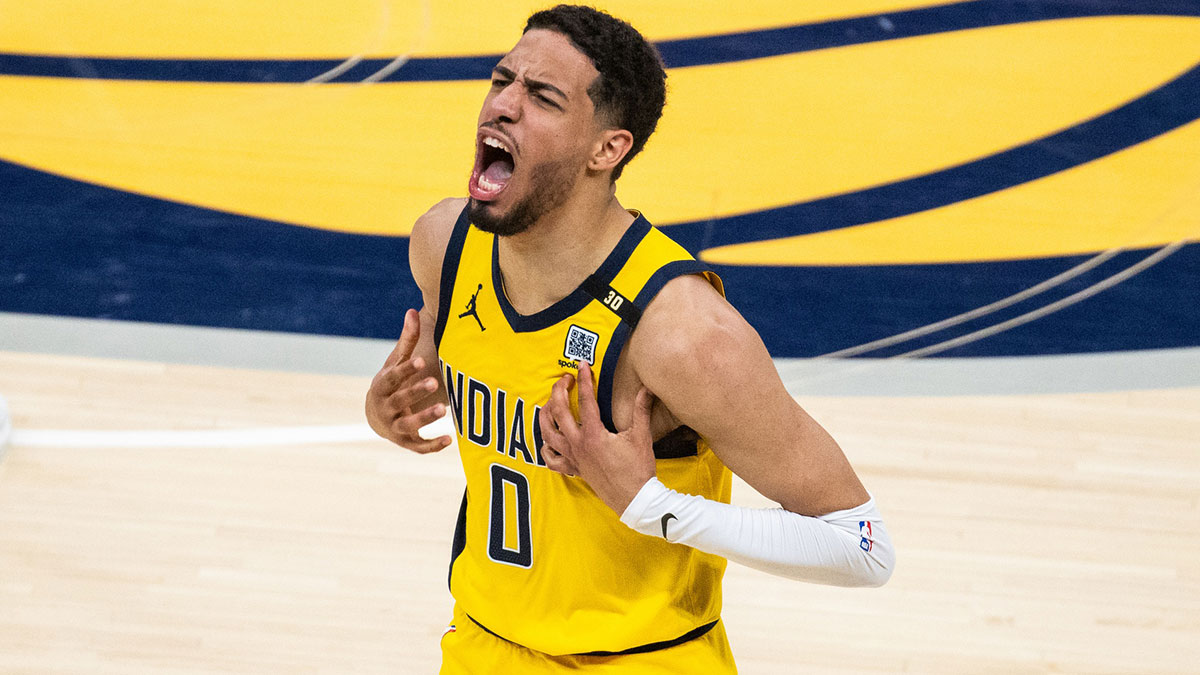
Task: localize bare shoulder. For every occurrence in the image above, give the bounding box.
[408,198,466,297]
[627,273,763,375]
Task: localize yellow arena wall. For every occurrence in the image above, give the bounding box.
[1,1,1197,357]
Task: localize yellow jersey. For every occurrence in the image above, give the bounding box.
[433,206,732,656]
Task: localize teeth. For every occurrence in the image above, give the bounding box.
[482,136,511,153]
[479,173,501,191]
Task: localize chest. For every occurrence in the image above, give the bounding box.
[435,218,696,445]
[438,301,678,455]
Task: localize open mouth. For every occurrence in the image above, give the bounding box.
[469,133,516,202]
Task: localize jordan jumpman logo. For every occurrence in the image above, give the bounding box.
[458,283,485,331]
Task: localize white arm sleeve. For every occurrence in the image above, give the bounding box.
[620,478,894,587]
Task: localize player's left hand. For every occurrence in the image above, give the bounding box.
[538,361,657,514]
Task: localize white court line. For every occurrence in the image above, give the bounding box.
[893,239,1188,359]
[306,55,365,84]
[818,178,1200,359]
[10,424,378,449]
[308,0,430,85]
[303,0,395,84]
[361,0,429,83]
[0,394,12,458]
[1,240,1192,449]
[5,417,457,450]
[784,239,1192,390]
[361,55,410,83]
[818,247,1124,358]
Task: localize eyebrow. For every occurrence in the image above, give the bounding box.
[493,65,569,103]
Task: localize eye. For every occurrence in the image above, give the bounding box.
[535,93,562,109]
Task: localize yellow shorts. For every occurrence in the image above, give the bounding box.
[439,605,738,674]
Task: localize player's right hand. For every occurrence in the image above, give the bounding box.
[365,308,453,453]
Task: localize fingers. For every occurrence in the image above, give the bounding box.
[550,372,575,402]
[538,383,576,449]
[576,361,602,428]
[386,309,422,367]
[376,359,429,394]
[390,402,452,454]
[541,448,579,476]
[400,434,453,454]
[393,400,447,432]
[544,373,579,438]
[630,387,654,439]
[539,375,581,476]
[383,373,440,412]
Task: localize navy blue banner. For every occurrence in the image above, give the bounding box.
[1,1,1198,83]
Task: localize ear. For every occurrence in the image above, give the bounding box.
[588,129,634,174]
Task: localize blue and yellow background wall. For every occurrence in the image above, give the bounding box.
[2,0,1197,358]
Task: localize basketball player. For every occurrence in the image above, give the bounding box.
[366,6,894,671]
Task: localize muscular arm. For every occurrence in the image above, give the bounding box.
[540,273,894,586]
[403,197,457,407]
[618,275,892,586]
[631,274,866,516]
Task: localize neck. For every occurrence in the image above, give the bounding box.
[495,184,635,315]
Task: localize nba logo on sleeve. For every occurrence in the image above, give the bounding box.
[564,325,599,365]
[858,521,874,552]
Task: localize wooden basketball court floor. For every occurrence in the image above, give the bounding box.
[1,319,1197,674]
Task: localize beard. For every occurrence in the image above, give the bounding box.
[469,157,577,237]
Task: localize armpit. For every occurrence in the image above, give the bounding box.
[653,425,701,459]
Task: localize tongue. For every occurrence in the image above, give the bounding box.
[472,158,514,200]
[484,158,513,184]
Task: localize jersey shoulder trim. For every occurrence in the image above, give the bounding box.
[597,257,719,433]
[434,205,473,348]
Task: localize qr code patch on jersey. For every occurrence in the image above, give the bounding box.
[564,325,599,365]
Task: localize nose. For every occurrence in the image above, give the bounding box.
[484,81,523,124]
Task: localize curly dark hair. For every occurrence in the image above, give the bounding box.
[524,5,666,180]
